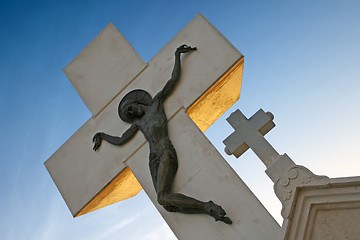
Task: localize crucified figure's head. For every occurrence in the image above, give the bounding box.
[118,89,152,123]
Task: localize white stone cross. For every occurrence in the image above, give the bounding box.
[45,14,282,240]
[223,108,330,222]
[223,111,360,239]
[223,109,278,165]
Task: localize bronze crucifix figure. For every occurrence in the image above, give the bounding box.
[92,44,232,224]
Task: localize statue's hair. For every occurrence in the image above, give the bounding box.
[118,89,152,123]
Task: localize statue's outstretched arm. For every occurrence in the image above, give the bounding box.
[92,124,138,151]
[155,44,196,101]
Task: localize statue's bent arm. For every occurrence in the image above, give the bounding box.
[102,124,138,145]
[155,45,196,102]
[92,124,138,151]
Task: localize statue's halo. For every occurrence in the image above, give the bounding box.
[118,89,152,123]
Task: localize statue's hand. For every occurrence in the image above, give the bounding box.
[176,44,197,54]
[92,132,103,151]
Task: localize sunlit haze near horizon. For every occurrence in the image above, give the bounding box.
[1,1,360,239]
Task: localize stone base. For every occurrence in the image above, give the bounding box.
[284,177,360,240]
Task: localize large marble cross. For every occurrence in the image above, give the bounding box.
[45,14,281,239]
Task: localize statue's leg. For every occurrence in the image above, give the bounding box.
[149,155,160,192]
[156,151,232,224]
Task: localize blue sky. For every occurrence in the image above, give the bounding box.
[1,0,360,239]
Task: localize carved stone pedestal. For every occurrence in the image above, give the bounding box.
[284,177,360,240]
[224,109,360,240]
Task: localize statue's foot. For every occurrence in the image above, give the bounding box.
[207,201,232,225]
[217,216,233,225]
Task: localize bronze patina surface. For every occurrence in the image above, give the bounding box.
[92,45,231,224]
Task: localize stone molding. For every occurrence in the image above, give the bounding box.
[284,177,360,240]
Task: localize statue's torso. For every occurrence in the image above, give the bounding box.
[137,99,171,153]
